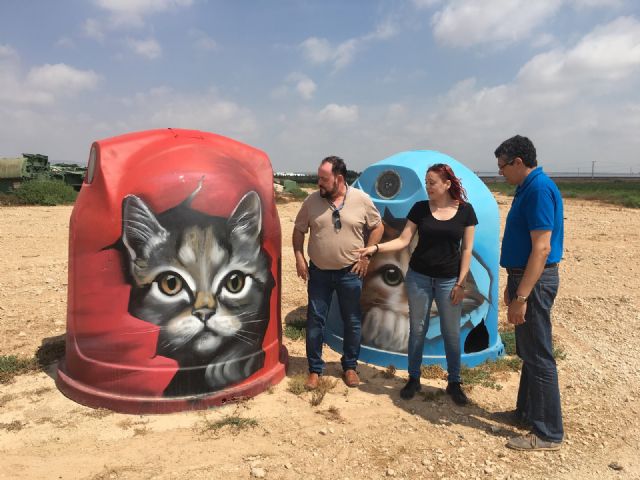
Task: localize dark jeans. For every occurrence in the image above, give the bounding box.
[508,265,564,442]
[306,262,362,374]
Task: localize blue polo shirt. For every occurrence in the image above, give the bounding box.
[500,167,564,268]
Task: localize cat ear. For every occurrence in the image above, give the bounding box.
[121,195,168,262]
[228,191,262,245]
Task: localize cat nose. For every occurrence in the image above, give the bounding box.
[193,308,215,322]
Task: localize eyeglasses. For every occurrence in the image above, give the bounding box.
[332,209,342,231]
[498,157,516,171]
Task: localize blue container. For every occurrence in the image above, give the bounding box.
[325,151,504,369]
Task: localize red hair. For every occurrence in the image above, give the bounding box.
[427,163,468,204]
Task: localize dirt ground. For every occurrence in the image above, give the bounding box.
[1,194,639,480]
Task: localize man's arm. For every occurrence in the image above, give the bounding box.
[507,229,552,325]
[351,221,384,277]
[292,228,309,281]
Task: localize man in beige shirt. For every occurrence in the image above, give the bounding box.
[293,156,383,389]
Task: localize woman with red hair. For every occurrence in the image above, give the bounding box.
[355,163,477,404]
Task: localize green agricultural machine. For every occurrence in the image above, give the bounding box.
[0,154,86,192]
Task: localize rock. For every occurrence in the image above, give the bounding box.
[608,462,624,471]
[251,467,266,478]
[385,468,396,477]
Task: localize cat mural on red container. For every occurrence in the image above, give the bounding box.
[118,180,274,396]
[57,128,287,413]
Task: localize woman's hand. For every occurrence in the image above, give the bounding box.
[353,245,375,260]
[450,284,465,305]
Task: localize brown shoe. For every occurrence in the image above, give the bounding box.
[305,373,320,390]
[343,369,360,388]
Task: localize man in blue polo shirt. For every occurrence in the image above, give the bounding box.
[495,135,564,451]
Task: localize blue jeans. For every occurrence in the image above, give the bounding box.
[508,266,563,442]
[306,263,362,374]
[405,268,462,383]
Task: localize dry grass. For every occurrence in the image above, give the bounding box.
[382,365,397,379]
[288,373,308,395]
[0,420,25,432]
[310,377,338,406]
[201,415,258,433]
[316,405,346,423]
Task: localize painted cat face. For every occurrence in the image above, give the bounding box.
[120,186,273,393]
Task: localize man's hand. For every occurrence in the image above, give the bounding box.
[507,300,527,325]
[351,256,370,278]
[503,285,510,306]
[295,256,309,281]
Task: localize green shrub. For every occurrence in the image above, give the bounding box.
[15,178,77,206]
[288,187,308,199]
[284,322,306,341]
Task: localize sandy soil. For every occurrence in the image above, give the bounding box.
[1,194,639,480]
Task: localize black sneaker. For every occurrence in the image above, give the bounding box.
[446,382,469,406]
[400,376,421,400]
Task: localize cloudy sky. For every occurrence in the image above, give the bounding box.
[1,0,639,174]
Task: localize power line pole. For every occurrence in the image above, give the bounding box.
[591,160,596,179]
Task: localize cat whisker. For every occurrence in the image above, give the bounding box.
[235,329,261,337]
[233,333,256,345]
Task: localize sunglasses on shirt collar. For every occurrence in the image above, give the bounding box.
[332,209,342,231]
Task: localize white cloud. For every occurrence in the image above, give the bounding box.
[55,37,76,49]
[0,51,100,106]
[285,73,317,100]
[119,87,259,138]
[26,64,100,93]
[300,21,398,70]
[190,30,218,52]
[300,37,334,64]
[0,44,18,58]
[93,0,194,28]
[518,17,640,90]
[570,0,623,8]
[296,78,317,100]
[431,0,562,48]
[126,37,162,59]
[83,18,105,41]
[317,104,359,123]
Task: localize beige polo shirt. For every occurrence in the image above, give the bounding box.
[294,188,381,270]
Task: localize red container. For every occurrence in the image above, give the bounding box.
[57,128,288,413]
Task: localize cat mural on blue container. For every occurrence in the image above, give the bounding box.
[325,151,504,369]
[119,181,273,396]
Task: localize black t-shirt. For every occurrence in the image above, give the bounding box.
[407,201,478,278]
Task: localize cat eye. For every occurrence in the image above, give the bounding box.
[158,273,184,296]
[380,265,404,287]
[224,271,246,294]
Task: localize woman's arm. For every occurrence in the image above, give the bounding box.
[451,225,475,304]
[353,220,417,258]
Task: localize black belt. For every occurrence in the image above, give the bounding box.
[506,263,558,275]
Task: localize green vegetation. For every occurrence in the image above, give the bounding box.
[288,187,308,199]
[487,180,640,208]
[287,373,308,395]
[14,178,77,206]
[284,321,306,341]
[0,337,66,384]
[500,330,516,355]
[202,415,258,432]
[0,355,39,383]
[417,331,569,393]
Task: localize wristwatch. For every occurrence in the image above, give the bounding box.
[514,295,528,304]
